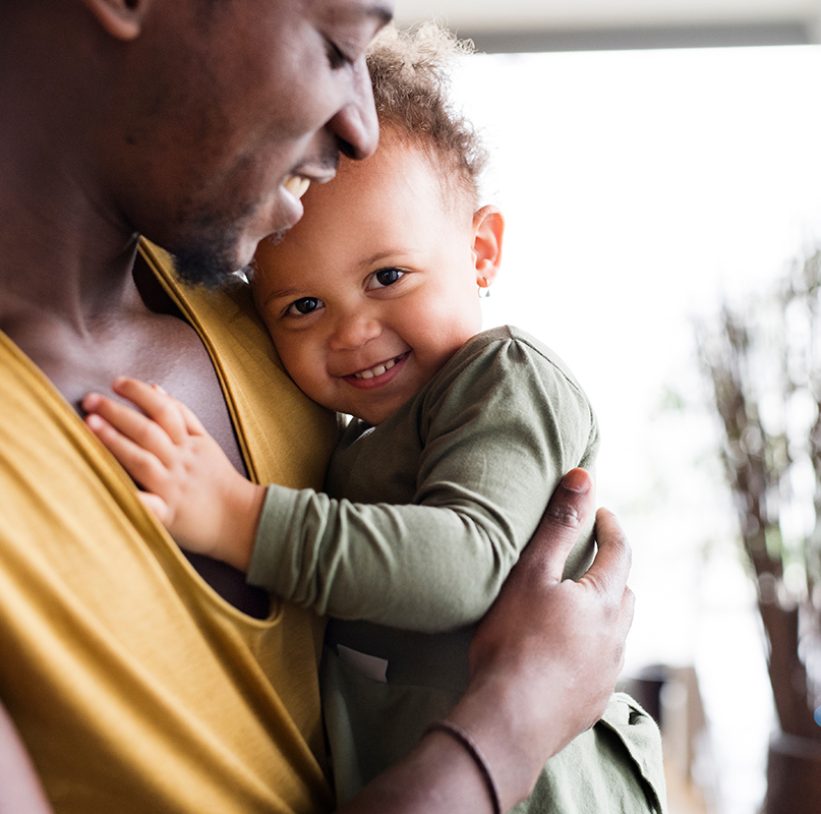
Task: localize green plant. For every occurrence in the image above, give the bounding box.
[697,249,821,740]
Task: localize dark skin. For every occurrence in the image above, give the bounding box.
[0,1,634,811]
[1,0,387,615]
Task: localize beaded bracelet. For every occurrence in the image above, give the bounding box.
[426,720,502,814]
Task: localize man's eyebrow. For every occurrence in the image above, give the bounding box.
[367,4,394,26]
[340,2,393,26]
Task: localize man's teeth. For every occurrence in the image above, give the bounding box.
[354,356,400,380]
[283,175,311,199]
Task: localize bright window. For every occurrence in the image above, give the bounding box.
[451,45,821,814]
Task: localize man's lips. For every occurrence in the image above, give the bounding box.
[282,174,312,199]
[251,168,337,252]
[342,351,410,388]
[275,167,337,233]
[282,156,338,200]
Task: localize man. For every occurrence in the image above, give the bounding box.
[0,2,634,812]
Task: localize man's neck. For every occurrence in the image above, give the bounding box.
[0,3,142,334]
[0,163,144,335]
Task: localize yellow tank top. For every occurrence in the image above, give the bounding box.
[0,241,338,812]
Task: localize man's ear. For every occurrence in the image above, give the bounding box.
[471,205,505,288]
[81,0,150,41]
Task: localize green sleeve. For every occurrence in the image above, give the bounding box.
[248,329,598,632]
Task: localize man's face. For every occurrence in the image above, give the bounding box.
[112,0,393,285]
[252,134,484,425]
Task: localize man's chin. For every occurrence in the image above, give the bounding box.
[264,228,289,247]
[171,244,245,289]
[168,215,292,288]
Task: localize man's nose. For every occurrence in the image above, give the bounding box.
[328,61,379,160]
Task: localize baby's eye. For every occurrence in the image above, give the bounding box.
[285,296,324,317]
[367,268,405,289]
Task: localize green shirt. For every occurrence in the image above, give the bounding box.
[250,325,666,812]
[251,326,598,626]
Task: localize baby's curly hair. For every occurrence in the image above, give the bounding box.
[366,23,488,203]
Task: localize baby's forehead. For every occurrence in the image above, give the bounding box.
[377,127,478,210]
[250,238,304,297]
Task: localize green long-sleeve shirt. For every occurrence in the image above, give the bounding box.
[249,325,665,812]
[249,325,598,630]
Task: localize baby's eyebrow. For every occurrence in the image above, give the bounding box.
[261,287,301,306]
[360,249,407,268]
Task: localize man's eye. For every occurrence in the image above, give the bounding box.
[286,297,323,316]
[369,268,405,289]
[325,40,352,70]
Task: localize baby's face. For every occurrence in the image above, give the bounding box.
[252,133,484,425]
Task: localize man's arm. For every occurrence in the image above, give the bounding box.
[340,468,634,813]
[0,700,52,813]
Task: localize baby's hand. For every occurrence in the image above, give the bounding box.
[82,378,263,571]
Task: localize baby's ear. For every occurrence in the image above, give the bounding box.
[471,206,504,288]
[82,0,151,41]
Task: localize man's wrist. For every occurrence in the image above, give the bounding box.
[425,720,501,814]
[340,722,509,814]
[447,666,567,809]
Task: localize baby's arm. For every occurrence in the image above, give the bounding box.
[82,378,263,570]
[85,333,596,633]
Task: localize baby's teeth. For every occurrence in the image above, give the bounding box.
[359,365,383,380]
[356,357,398,379]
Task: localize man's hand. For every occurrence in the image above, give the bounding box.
[452,467,634,807]
[339,468,634,814]
[82,378,264,570]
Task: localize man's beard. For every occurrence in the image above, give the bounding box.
[173,245,241,288]
[170,218,247,289]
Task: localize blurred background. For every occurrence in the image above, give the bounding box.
[393,2,821,813]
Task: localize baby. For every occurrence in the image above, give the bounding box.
[84,24,665,814]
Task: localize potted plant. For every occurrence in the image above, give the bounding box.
[697,250,821,813]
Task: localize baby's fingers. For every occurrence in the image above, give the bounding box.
[82,391,177,467]
[111,378,188,444]
[138,491,171,526]
[85,413,170,495]
[175,400,207,437]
